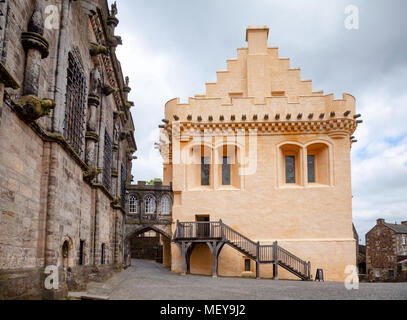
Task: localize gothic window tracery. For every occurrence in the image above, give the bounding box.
[103,131,113,190]
[161,196,171,215]
[129,195,139,214]
[144,195,156,214]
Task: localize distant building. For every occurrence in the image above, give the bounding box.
[125,181,173,268]
[366,219,407,282]
[358,245,366,275]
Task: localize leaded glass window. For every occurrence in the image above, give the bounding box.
[144,196,156,214]
[285,156,296,184]
[308,155,316,183]
[103,131,112,190]
[129,195,139,214]
[161,196,171,215]
[222,156,231,185]
[245,259,251,272]
[201,157,210,186]
[64,52,86,156]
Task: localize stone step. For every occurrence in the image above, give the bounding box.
[68,292,110,301]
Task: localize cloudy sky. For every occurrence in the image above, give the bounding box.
[110,0,407,242]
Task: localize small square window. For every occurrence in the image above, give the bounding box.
[244,259,251,272]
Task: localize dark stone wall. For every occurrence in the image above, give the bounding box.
[366,223,398,281]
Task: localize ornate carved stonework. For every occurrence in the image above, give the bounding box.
[14,95,55,122]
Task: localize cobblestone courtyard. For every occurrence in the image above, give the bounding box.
[80,260,407,300]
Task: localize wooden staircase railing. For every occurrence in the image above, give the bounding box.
[173,220,312,281]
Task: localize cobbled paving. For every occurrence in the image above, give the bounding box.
[86,260,407,300]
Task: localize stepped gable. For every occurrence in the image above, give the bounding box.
[164,26,357,138]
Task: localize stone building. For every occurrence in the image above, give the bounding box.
[366,219,407,282]
[159,26,361,282]
[125,181,173,268]
[0,0,136,299]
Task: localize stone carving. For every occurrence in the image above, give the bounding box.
[14,95,56,122]
[83,168,102,183]
[102,84,117,96]
[111,2,118,18]
[89,65,102,96]
[89,42,109,57]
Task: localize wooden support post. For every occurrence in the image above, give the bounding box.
[207,241,225,278]
[273,241,278,280]
[180,242,192,276]
[256,242,260,280]
[181,242,187,276]
[220,220,224,240]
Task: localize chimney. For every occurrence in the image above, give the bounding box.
[246,26,269,55]
[377,219,385,225]
[402,221,407,226]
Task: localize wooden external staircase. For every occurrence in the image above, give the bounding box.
[173,220,311,281]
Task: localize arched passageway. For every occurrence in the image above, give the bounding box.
[126,226,172,268]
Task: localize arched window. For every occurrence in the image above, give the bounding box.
[129,195,139,214]
[62,241,69,268]
[144,196,156,214]
[161,196,171,215]
[306,143,330,185]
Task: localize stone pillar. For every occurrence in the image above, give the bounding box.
[21,0,49,96]
[111,144,119,195]
[85,94,100,168]
[17,0,55,122]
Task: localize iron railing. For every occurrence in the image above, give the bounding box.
[175,221,222,239]
[174,220,311,280]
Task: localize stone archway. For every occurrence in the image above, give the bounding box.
[125,224,172,268]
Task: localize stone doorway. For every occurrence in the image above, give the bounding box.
[130,231,163,263]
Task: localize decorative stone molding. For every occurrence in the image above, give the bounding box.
[111,170,119,178]
[85,131,99,142]
[163,118,358,138]
[14,95,55,122]
[21,32,49,59]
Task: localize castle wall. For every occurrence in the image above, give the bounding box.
[0,0,136,299]
[165,26,359,282]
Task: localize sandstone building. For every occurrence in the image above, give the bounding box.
[366,219,407,282]
[159,26,361,282]
[0,0,136,299]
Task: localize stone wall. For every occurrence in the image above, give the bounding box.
[0,0,136,299]
[366,220,407,281]
[366,221,397,281]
